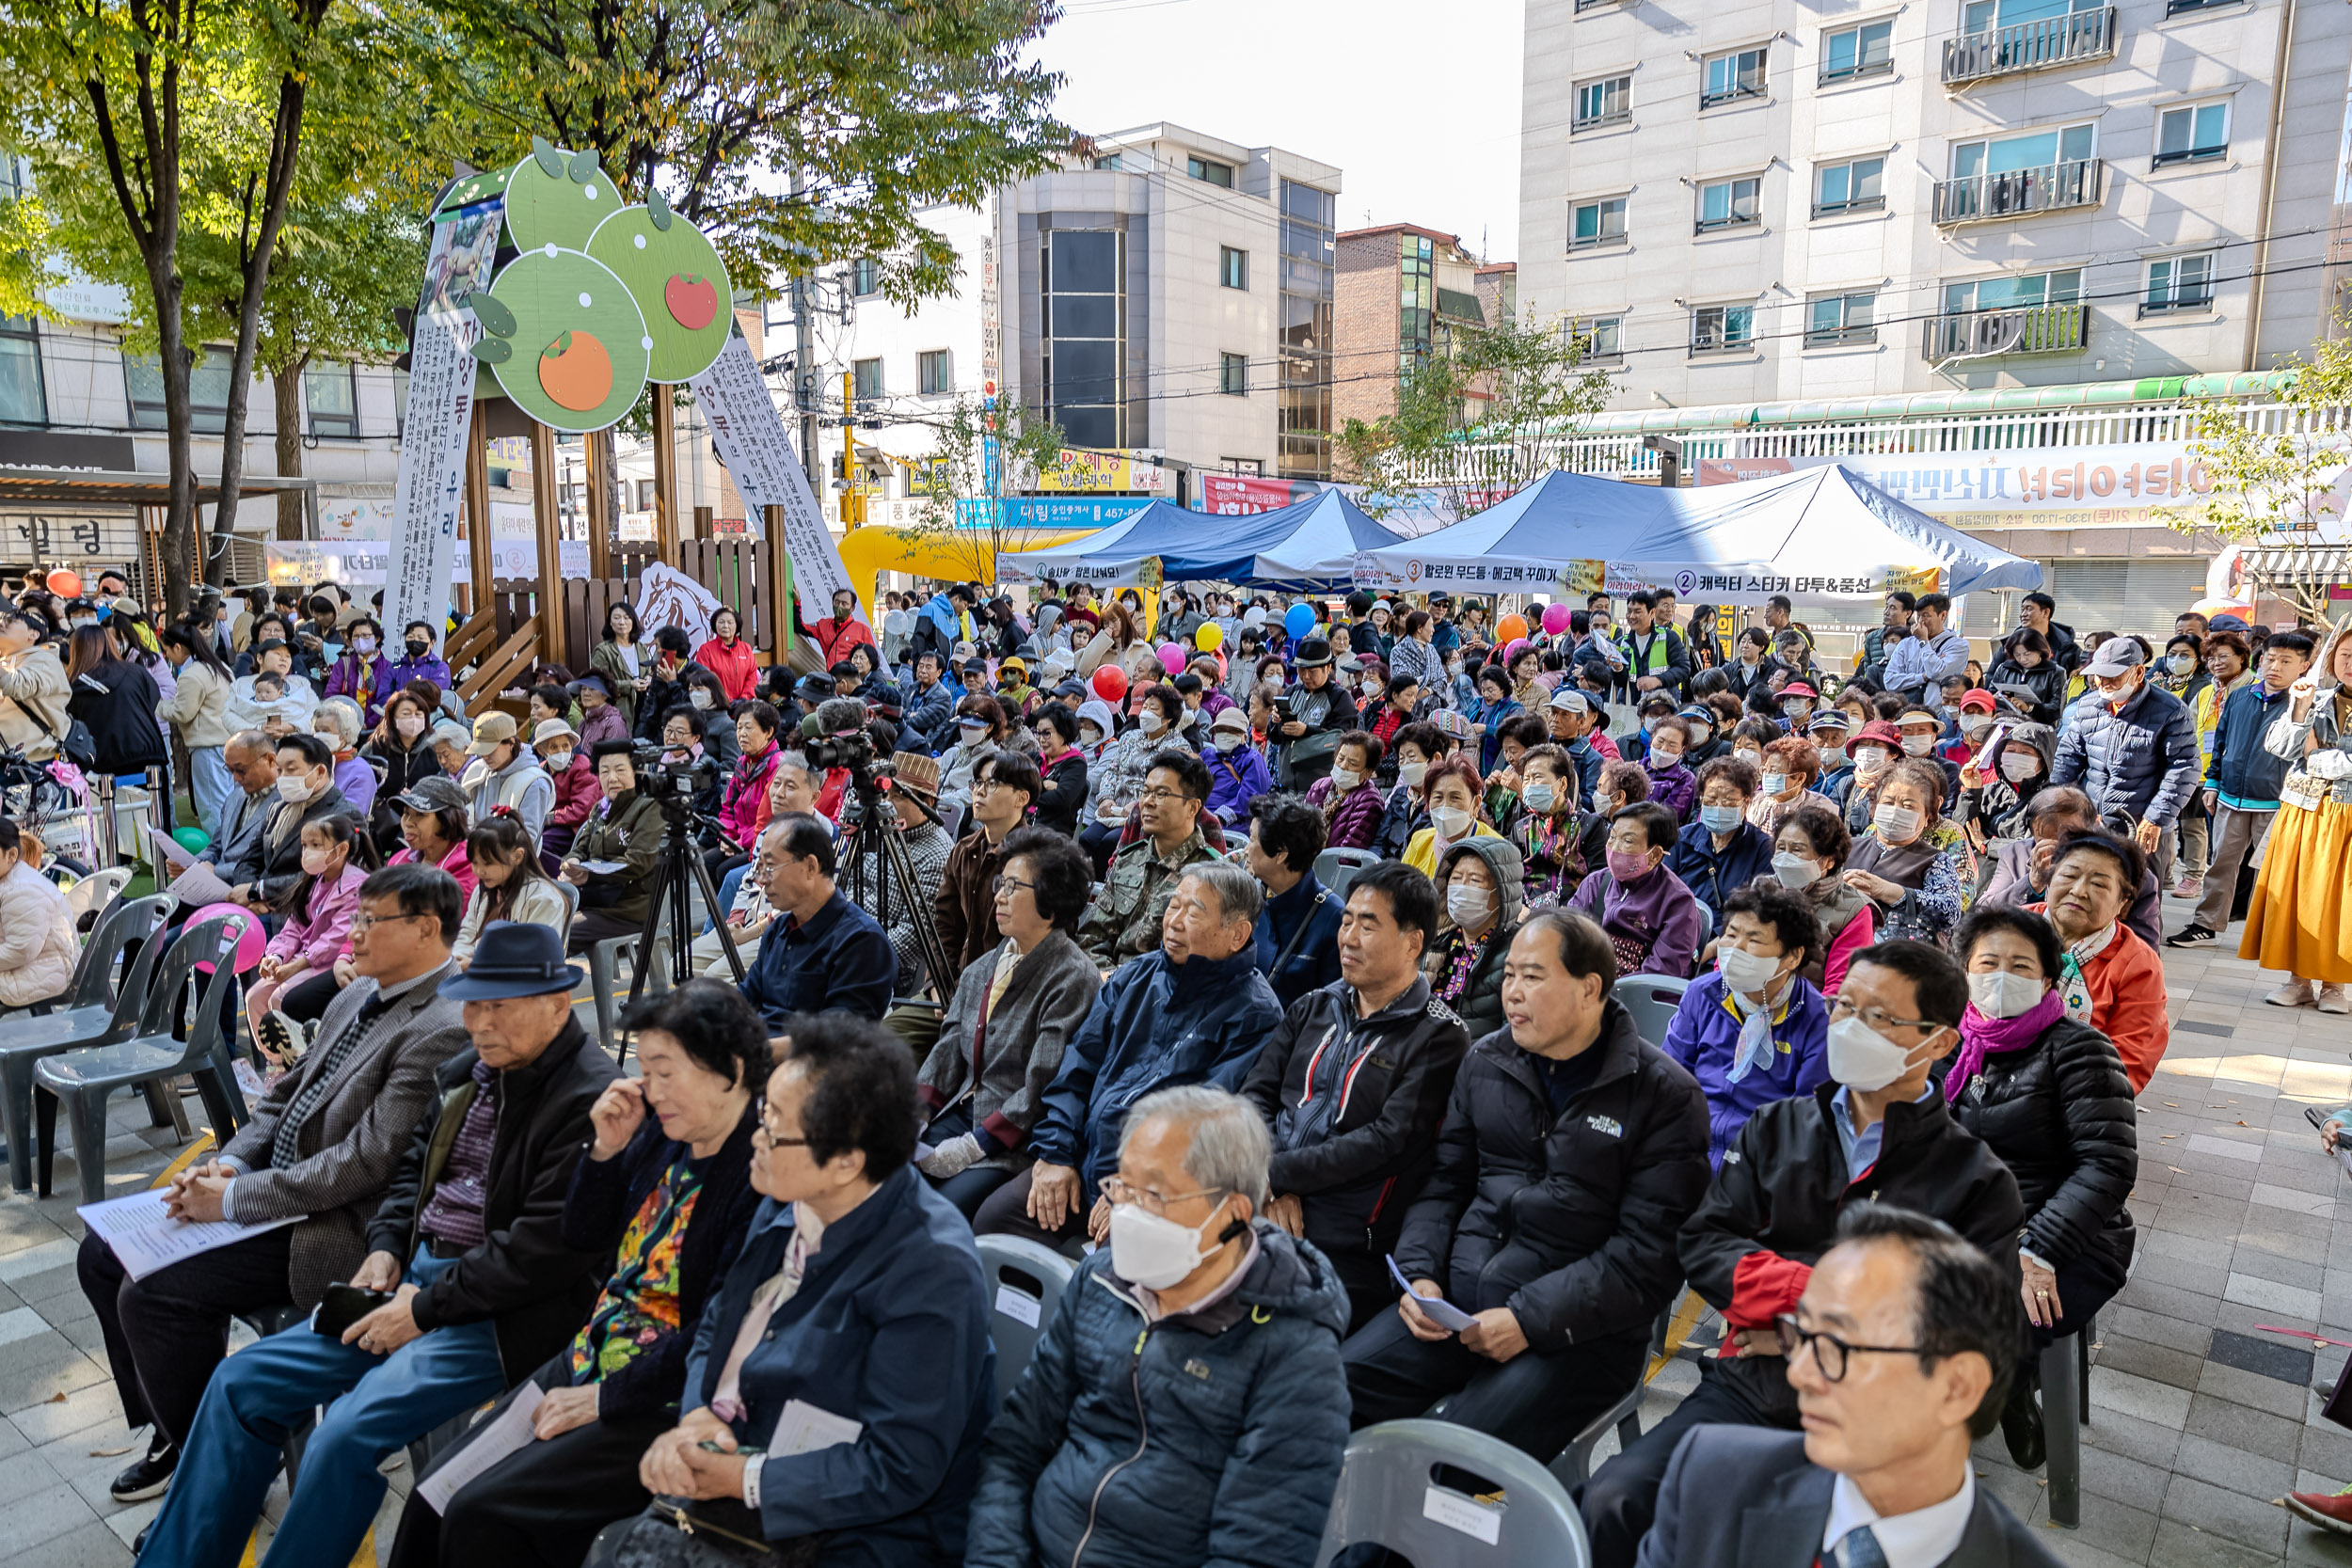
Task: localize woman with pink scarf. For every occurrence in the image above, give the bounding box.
[1947,903,2137,1473]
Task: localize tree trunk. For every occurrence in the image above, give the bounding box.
[274,354,307,540]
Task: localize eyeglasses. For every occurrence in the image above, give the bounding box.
[1826,995,1940,1036]
[994,875,1036,900]
[1099,1175,1225,1216]
[751,1122,811,1152]
[348,911,430,935]
[1773,1313,1923,1381]
[1136,788,1190,806]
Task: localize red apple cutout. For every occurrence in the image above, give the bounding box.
[665,273,719,331]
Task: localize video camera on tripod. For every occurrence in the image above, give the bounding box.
[628,738,722,802]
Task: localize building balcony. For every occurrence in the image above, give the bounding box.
[1931,159,2102,225]
[1942,8,2116,85]
[1922,303,2090,361]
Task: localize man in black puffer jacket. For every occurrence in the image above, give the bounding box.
[2049,637,2200,884]
[1579,939,2026,1568]
[1244,862,1472,1332]
[1342,908,1710,1465]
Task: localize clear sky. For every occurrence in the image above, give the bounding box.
[1030,0,1526,261]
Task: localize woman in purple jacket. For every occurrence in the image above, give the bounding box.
[1657,880,1831,1165]
[322,616,398,726]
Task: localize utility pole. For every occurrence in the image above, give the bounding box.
[789,167,821,490]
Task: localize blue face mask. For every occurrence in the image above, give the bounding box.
[1699,803,1744,834]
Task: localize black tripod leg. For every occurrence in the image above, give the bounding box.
[685,847,748,985]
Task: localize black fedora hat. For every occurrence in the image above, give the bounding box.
[437,920,584,1001]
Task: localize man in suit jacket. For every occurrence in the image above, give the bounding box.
[1638,1204,2061,1568]
[199,730,278,884]
[74,863,469,1506]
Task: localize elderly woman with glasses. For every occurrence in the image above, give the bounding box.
[914,829,1104,1217]
[605,1013,994,1564]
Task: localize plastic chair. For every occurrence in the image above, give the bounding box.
[62,867,132,926]
[0,893,172,1193]
[976,1235,1075,1408]
[1312,847,1382,898]
[2039,1324,2090,1528]
[1311,1418,1593,1568]
[1611,973,1691,1046]
[549,877,581,943]
[587,930,671,1056]
[34,916,253,1204]
[1552,1383,1645,1487]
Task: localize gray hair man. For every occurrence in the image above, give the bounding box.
[966,1084,1354,1568]
[976,864,1284,1249]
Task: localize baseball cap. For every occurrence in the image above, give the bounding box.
[2084,637,2147,677]
[1548,687,1593,713]
[1779,681,1819,701]
[394,775,469,815]
[1806,709,1851,734]
[1958,689,1996,714]
[466,712,517,756]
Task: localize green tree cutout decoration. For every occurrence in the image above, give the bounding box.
[461,137,733,431]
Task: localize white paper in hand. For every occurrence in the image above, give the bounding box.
[417,1385,545,1513]
[1387,1255,1478,1332]
[770,1398,862,1457]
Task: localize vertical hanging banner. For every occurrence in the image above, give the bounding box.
[689,330,856,620]
[384,195,501,638]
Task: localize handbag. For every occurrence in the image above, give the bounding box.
[603,1497,822,1568]
[26,705,97,770]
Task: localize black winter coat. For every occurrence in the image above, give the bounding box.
[1947,1016,2136,1275]
[1241,976,1472,1262]
[1681,1082,2026,1420]
[1986,656,2069,728]
[1392,1003,1711,1354]
[366,1019,623,1383]
[1423,917,1519,1042]
[69,656,167,773]
[1033,750,1089,837]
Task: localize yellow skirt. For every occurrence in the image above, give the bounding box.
[2240,796,2352,983]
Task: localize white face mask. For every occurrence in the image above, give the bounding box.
[545,750,574,772]
[1759,772,1788,797]
[1138,711,1166,736]
[1521,780,1557,813]
[689,689,713,709]
[1999,752,2041,783]
[395,713,425,739]
[1108,1196,1232,1290]
[1648,747,1683,768]
[957,719,988,738]
[276,773,315,804]
[1430,804,1474,841]
[1330,766,1363,790]
[1900,734,1936,756]
[1079,727,1103,749]
[1397,760,1429,788]
[1213,733,1244,752]
[1873,802,1923,844]
[1772,850,1823,890]
[1446,883,1496,927]
[1718,944,1785,996]
[1852,748,1889,776]
[2168,653,2197,676]
[1733,749,1762,768]
[1826,1013,1922,1091]
[1960,718,1993,741]
[1968,971,2046,1020]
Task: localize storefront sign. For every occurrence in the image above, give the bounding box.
[1035,449,1166,495]
[1,512,138,566]
[1695,446,2220,529]
[271,537,587,586]
[1197,474,1315,515]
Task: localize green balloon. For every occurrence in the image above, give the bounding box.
[171,826,211,853]
[586,207,732,384]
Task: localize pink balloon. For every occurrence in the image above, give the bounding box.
[1503,637,1531,664]
[1541,603,1572,636]
[1157,642,1186,674]
[187,903,265,974]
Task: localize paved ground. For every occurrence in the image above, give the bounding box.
[0,914,2346,1566]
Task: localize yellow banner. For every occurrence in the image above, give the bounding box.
[1035,449,1166,494]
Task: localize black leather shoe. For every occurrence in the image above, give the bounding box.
[2000,1375,2045,1470]
[111,1439,175,1503]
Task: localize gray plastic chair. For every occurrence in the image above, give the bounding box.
[0,893,172,1192]
[1610,973,1691,1046]
[976,1234,1076,1408]
[1312,847,1383,897]
[35,915,252,1203]
[587,930,670,1056]
[1312,1418,1593,1568]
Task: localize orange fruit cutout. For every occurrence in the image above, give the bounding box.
[538,330,613,411]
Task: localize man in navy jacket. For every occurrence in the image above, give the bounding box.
[739,815,896,1027]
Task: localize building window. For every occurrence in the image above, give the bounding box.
[917,349,952,395]
[1219,246,1248,290]
[1701,46,1767,107]
[852,357,883,401]
[1932,269,2088,356]
[1695,176,1762,232]
[1963,0,2102,30]
[305,361,358,438]
[1570,198,1629,249]
[126,347,233,434]
[1569,314,1624,361]
[1573,75,1632,131]
[1092,153,1123,170]
[2154,103,2229,167]
[1943,268,2084,314]
[390,367,409,440]
[1042,228,1125,450]
[1188,155,1233,187]
[1278,180,1336,480]
[850,258,880,297]
[1952,121,2096,181]
[2143,253,2216,314]
[1692,304,1755,353]
[1219,353,1248,395]
[1805,292,1879,345]
[1400,234,1435,361]
[1820,19,1895,81]
[1814,157,1886,216]
[0,315,45,427]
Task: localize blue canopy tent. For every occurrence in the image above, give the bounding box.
[999,490,1406,591]
[1356,464,2045,604]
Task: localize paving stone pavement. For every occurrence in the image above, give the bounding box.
[0,925,2345,1566]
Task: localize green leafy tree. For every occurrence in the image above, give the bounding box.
[904,394,1068,585]
[1338,309,1615,520]
[2159,329,2352,622]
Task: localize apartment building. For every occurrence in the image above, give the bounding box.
[1516,0,2352,404]
[813,123,1345,520]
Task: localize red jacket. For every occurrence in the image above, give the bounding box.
[547,752,605,841]
[2028,906,2169,1092]
[696,636,760,702]
[722,742,781,851]
[807,614,877,670]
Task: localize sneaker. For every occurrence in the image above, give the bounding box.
[2286,1483,2352,1534]
[2267,978,2318,1008]
[110,1437,174,1503]
[2321,984,2352,1016]
[2166,924,2218,949]
[255,1009,305,1066]
[2171,876,2204,901]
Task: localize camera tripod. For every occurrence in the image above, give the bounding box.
[624,787,745,1023]
[835,771,957,1003]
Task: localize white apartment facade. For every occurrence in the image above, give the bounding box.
[813,122,1345,522]
[1517,0,2352,404]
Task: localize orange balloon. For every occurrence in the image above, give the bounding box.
[1495,613,1529,643]
[44,570,83,598]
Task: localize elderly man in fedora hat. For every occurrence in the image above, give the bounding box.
[136,920,620,1568]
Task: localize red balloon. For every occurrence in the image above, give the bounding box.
[44,570,83,598]
[1091,664,1128,701]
